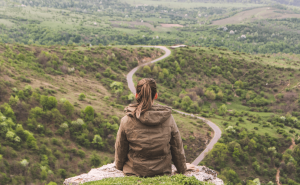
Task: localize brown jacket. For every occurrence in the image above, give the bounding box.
[115,104,187,177]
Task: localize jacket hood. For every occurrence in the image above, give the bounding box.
[125,104,172,126]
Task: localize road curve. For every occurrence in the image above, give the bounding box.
[126,46,222,165]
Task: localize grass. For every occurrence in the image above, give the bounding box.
[84,174,212,185]
[0,19,15,26]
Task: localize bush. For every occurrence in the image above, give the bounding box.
[58,169,67,179]
[26,134,38,150]
[78,150,86,159]
[90,153,101,167]
[79,93,86,101]
[62,100,74,116]
[40,96,57,110]
[84,106,95,122]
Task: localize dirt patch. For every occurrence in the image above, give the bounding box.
[111,21,155,30]
[161,24,184,28]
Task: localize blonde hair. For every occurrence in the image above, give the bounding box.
[134,78,157,119]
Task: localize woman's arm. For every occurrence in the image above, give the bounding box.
[115,116,129,170]
[169,115,187,174]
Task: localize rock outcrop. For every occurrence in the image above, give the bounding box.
[64,163,224,185]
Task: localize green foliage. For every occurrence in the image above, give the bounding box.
[8,95,19,106]
[143,65,151,73]
[84,106,95,122]
[62,100,74,116]
[110,81,124,94]
[40,96,57,110]
[218,104,227,116]
[181,96,193,112]
[205,90,216,100]
[90,153,101,167]
[26,133,38,150]
[219,168,240,184]
[204,143,229,170]
[92,135,104,149]
[79,93,86,101]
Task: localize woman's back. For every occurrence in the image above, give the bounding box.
[115,104,187,177]
[114,78,186,177]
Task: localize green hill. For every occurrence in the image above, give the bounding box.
[136,46,300,184]
[0,43,213,184]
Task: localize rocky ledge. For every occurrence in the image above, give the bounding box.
[64,163,224,185]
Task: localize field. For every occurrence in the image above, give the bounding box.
[212,7,300,25]
[119,0,263,8]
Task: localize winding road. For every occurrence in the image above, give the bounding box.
[126,46,222,165]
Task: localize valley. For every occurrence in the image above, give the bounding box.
[0,0,300,184]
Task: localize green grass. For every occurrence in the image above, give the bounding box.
[84,174,212,185]
[0,19,15,26]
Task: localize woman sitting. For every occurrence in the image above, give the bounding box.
[115,78,187,177]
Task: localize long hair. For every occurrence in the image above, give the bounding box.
[133,78,157,119]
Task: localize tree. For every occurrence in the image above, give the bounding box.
[249,139,257,152]
[232,147,240,161]
[78,93,86,101]
[143,65,151,73]
[40,96,57,110]
[205,90,216,100]
[26,134,38,150]
[110,81,123,94]
[18,90,25,100]
[90,153,101,167]
[220,168,240,184]
[84,106,94,122]
[217,90,223,100]
[181,96,193,112]
[92,135,104,149]
[205,143,229,169]
[47,96,57,110]
[218,104,227,116]
[62,100,74,116]
[9,95,19,106]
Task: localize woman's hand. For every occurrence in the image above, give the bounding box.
[186,163,197,171]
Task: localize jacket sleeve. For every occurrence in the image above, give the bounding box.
[115,116,129,170]
[169,115,187,174]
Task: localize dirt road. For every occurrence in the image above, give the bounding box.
[126,46,222,165]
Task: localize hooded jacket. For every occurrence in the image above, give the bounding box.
[115,104,187,177]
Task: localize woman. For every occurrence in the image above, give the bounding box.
[115,78,187,177]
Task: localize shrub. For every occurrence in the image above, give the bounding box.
[92,135,104,149]
[8,95,19,106]
[90,153,101,167]
[58,169,67,179]
[26,134,38,150]
[78,150,86,159]
[78,93,86,101]
[40,96,57,110]
[84,106,95,122]
[62,100,74,116]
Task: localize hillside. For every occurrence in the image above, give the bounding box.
[0,43,214,184]
[137,46,300,184]
[1,3,300,54]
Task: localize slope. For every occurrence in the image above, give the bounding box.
[0,43,213,184]
[136,46,300,184]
